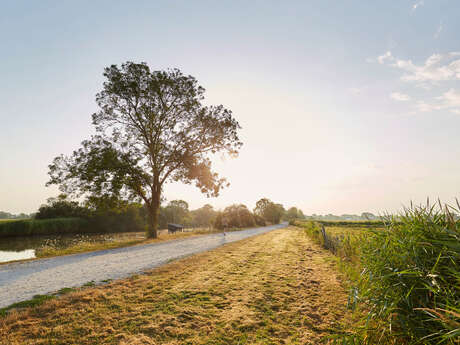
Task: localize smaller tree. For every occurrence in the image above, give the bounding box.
[254,198,285,224]
[166,200,189,224]
[159,200,190,226]
[361,212,376,220]
[214,204,255,229]
[285,206,306,221]
[190,204,216,228]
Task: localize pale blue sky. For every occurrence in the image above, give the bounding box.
[1,0,459,214]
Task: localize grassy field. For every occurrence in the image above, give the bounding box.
[0,227,354,345]
[322,224,383,236]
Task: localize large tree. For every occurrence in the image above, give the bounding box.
[47,62,242,238]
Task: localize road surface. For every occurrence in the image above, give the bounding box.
[0,223,287,308]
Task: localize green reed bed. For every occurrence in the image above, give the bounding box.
[0,218,89,238]
[293,203,460,344]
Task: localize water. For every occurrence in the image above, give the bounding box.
[0,232,146,263]
[0,249,35,262]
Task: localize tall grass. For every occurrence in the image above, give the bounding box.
[354,202,460,344]
[0,218,89,238]
[293,202,460,344]
[0,208,146,238]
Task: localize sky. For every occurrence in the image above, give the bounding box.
[1,0,460,215]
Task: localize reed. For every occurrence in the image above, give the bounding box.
[0,218,89,238]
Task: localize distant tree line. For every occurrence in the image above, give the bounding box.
[0,211,33,219]
[305,212,380,221]
[30,195,306,233]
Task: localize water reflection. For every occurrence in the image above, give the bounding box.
[0,249,35,262]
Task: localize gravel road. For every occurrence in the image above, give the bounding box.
[0,223,287,308]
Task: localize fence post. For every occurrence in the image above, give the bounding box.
[321,225,328,249]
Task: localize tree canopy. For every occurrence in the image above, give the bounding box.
[254,198,285,224]
[47,62,242,237]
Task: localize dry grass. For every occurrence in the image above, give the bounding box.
[0,227,353,344]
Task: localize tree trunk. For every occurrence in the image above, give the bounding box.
[146,194,160,238]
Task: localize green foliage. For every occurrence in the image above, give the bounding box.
[284,206,305,221]
[186,204,217,228]
[316,220,387,227]
[355,204,460,344]
[0,202,146,237]
[0,218,89,238]
[295,208,460,344]
[254,214,266,226]
[254,198,285,224]
[0,294,55,317]
[35,194,89,219]
[213,204,255,229]
[293,220,322,244]
[47,62,242,238]
[159,200,190,228]
[89,203,146,233]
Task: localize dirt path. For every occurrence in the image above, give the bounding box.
[1,227,352,345]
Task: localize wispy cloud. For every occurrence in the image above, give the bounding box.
[349,87,367,95]
[377,51,460,84]
[377,51,393,64]
[438,88,460,108]
[415,89,460,114]
[375,51,460,114]
[390,92,411,101]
